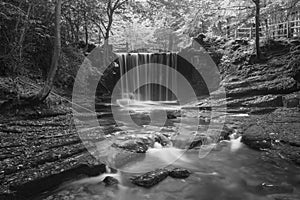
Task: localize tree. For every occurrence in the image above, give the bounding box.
[29,0,62,102]
[252,0,261,60]
[102,0,128,44]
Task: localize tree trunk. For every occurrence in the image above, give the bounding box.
[254,0,261,60]
[168,33,174,51]
[84,13,89,50]
[105,11,113,42]
[85,25,88,46]
[265,19,269,39]
[66,17,75,42]
[29,0,62,102]
[75,24,80,43]
[99,28,102,45]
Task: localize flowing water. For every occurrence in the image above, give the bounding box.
[116,53,178,101]
[43,54,300,199]
[43,102,300,200]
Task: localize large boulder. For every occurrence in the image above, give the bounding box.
[241,124,275,150]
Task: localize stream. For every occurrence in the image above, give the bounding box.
[42,100,300,200]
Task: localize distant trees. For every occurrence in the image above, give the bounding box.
[61,0,128,46]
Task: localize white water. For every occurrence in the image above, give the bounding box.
[230,136,243,152]
[72,171,122,185]
[116,99,180,112]
[119,146,195,173]
[117,53,178,101]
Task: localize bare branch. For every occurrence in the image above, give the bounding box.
[0,11,9,19]
[0,1,26,15]
[112,0,127,11]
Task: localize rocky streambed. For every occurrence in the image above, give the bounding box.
[1,96,300,200]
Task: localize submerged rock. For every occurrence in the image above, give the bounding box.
[268,194,300,200]
[255,183,294,195]
[103,176,119,187]
[113,150,146,169]
[188,139,203,149]
[130,169,169,188]
[188,135,208,149]
[169,168,191,179]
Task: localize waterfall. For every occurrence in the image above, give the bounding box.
[117,53,178,102]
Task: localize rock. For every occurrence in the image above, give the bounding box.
[130,169,169,188]
[268,194,300,200]
[287,174,300,186]
[290,39,300,46]
[195,33,206,44]
[9,162,106,198]
[113,150,146,169]
[188,139,203,149]
[102,176,119,187]
[111,139,150,168]
[84,163,107,177]
[136,135,160,148]
[283,92,300,108]
[249,107,276,115]
[169,168,191,179]
[153,133,171,146]
[106,167,118,174]
[188,135,208,149]
[241,125,274,150]
[199,94,284,109]
[112,140,148,153]
[241,95,283,108]
[167,110,181,119]
[255,183,294,195]
[291,44,300,52]
[219,125,233,141]
[199,116,210,124]
[221,66,298,99]
[130,113,151,126]
[240,109,300,165]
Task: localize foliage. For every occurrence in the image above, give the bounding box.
[1,0,299,92]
